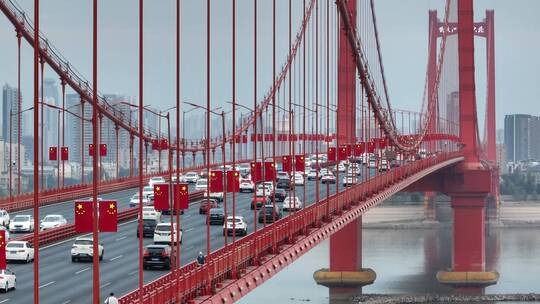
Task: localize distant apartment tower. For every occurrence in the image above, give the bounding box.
[2,84,23,143]
[504,114,540,162]
[42,78,59,153]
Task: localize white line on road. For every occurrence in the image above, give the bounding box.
[184,245,194,251]
[0,299,10,303]
[115,236,127,241]
[75,267,90,274]
[61,300,71,304]
[100,282,111,288]
[110,255,123,261]
[183,214,192,218]
[39,281,56,289]
[184,227,195,233]
[128,270,138,276]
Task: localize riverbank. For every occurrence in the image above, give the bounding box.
[354,294,540,303]
[362,203,540,229]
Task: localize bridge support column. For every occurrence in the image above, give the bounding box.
[437,194,499,287]
[314,217,375,301]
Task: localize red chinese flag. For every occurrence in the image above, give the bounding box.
[354,143,364,155]
[99,200,117,232]
[75,201,93,233]
[153,183,169,211]
[173,183,189,210]
[328,147,336,161]
[250,162,262,183]
[0,230,6,270]
[99,144,107,156]
[227,170,240,192]
[151,139,160,150]
[367,141,376,153]
[88,144,95,156]
[160,139,169,150]
[346,144,353,156]
[61,146,69,161]
[49,147,57,161]
[337,146,347,161]
[209,170,224,193]
[282,155,291,173]
[242,135,247,143]
[295,155,305,172]
[264,161,276,181]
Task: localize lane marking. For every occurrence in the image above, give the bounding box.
[39,281,55,289]
[184,228,194,233]
[0,299,9,303]
[128,270,138,276]
[183,245,194,252]
[100,282,111,288]
[115,236,127,241]
[75,267,90,274]
[109,255,123,261]
[61,301,71,304]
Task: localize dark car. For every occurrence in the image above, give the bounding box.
[137,219,158,238]
[251,195,269,210]
[276,179,292,190]
[162,208,184,216]
[199,199,219,214]
[258,204,282,223]
[209,208,225,225]
[143,244,172,270]
[273,188,287,202]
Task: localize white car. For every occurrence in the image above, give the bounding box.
[71,237,104,262]
[367,159,377,168]
[9,215,34,233]
[195,178,208,191]
[263,181,274,192]
[321,173,336,184]
[171,174,185,183]
[239,178,255,192]
[338,163,347,173]
[130,193,149,208]
[342,175,358,187]
[40,214,67,231]
[142,185,155,201]
[0,269,16,293]
[6,241,34,263]
[256,184,272,196]
[142,206,161,221]
[184,172,199,183]
[223,216,247,236]
[306,169,318,180]
[378,159,390,171]
[153,222,182,244]
[282,196,303,211]
[204,190,224,202]
[291,173,305,186]
[276,171,290,181]
[346,168,361,176]
[0,210,10,226]
[148,176,166,187]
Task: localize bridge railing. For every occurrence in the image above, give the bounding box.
[120,151,462,303]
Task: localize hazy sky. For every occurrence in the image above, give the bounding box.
[0,0,538,131]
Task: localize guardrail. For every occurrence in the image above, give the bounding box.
[12,191,205,247]
[119,152,463,303]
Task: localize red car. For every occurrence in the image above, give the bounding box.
[251,195,269,210]
[199,199,218,214]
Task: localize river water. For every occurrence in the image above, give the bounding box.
[238,226,540,303]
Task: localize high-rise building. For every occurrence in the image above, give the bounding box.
[2,84,23,143]
[504,114,540,163]
[66,93,82,163]
[42,78,59,155]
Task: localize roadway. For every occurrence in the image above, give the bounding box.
[0,168,378,303]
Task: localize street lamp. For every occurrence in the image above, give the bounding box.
[184,101,229,252]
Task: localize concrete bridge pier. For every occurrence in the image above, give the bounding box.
[313,217,375,302]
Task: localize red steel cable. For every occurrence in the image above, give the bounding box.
[137,0,144,301]
[33,0,40,302]
[206,0,211,259]
[92,0,101,301]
